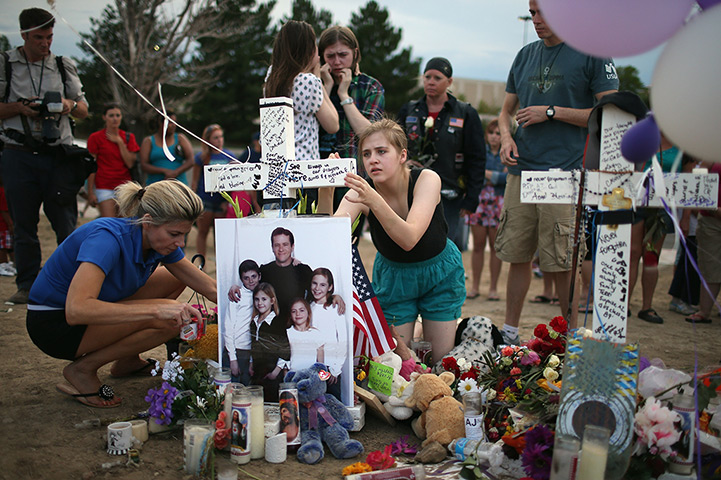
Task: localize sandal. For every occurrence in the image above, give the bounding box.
[685,313,712,324]
[638,308,664,324]
[530,295,552,304]
[56,383,121,408]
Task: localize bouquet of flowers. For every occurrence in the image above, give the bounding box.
[145,354,223,427]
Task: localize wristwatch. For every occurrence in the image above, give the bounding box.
[71,101,78,112]
[340,98,354,106]
[546,105,555,121]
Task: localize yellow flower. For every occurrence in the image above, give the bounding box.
[188,324,218,360]
[357,370,367,381]
[342,462,373,476]
[543,367,559,382]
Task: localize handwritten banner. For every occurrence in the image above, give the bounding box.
[520,171,718,209]
[592,226,631,342]
[203,158,356,192]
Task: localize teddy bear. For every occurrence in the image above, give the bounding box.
[383,371,418,421]
[435,315,503,372]
[284,363,363,464]
[404,371,465,447]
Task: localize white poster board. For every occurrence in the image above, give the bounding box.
[215,216,354,406]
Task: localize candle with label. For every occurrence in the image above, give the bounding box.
[183,419,215,475]
[246,385,265,459]
[230,386,251,464]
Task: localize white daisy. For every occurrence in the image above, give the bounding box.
[457,378,480,395]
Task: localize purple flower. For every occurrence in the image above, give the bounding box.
[521,350,540,366]
[521,424,554,480]
[145,381,178,425]
[389,435,419,456]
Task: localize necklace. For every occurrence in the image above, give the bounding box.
[21,48,45,98]
[537,43,564,93]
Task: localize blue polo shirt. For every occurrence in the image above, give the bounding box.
[28,217,184,309]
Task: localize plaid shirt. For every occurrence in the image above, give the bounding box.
[319,73,385,174]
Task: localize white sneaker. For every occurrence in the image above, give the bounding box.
[0,262,16,275]
[0,265,14,277]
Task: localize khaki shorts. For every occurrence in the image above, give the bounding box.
[697,215,721,284]
[495,174,580,272]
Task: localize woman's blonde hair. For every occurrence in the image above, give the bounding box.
[356,118,408,156]
[115,180,203,225]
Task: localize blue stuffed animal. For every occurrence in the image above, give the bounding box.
[284,363,363,464]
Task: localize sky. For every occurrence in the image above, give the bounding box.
[2,0,661,85]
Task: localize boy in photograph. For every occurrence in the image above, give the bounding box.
[223,259,260,385]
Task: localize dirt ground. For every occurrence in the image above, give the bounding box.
[0,210,718,480]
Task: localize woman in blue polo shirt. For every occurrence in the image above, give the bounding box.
[26,180,217,408]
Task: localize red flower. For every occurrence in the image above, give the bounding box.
[534,324,550,340]
[366,445,396,470]
[501,346,514,357]
[550,316,567,334]
[214,426,230,450]
[510,367,522,376]
[460,366,480,380]
[442,357,460,376]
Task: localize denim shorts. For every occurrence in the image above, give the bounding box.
[372,239,465,325]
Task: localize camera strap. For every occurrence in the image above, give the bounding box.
[2,51,68,102]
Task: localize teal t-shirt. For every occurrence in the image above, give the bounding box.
[505,41,619,174]
[147,133,189,185]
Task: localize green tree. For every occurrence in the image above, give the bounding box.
[189,0,277,145]
[76,0,258,139]
[283,0,334,36]
[0,35,10,52]
[350,1,422,116]
[617,65,649,107]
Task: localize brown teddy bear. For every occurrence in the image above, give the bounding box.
[404,371,465,447]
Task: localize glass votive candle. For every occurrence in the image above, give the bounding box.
[549,434,580,480]
[183,419,215,475]
[214,367,231,395]
[230,386,251,464]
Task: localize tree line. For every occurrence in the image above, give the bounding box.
[74,0,423,146]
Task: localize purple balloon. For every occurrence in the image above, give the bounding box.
[698,0,721,9]
[621,114,661,165]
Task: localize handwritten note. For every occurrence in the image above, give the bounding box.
[599,105,635,172]
[593,226,630,342]
[367,361,394,396]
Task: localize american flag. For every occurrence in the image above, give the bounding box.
[351,245,396,358]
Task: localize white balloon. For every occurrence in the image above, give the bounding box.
[651,5,721,163]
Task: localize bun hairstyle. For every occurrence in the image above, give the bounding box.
[115,180,203,225]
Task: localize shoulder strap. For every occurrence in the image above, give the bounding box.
[55,56,68,97]
[2,52,10,103]
[125,131,130,143]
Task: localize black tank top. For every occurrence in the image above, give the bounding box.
[367,168,448,263]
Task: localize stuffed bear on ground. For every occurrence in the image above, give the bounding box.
[284,363,363,464]
[404,371,465,448]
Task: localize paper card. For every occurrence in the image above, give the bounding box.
[366,360,394,396]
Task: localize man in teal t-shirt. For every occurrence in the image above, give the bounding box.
[495,0,619,344]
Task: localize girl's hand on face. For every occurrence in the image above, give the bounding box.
[320,63,333,89]
[337,68,353,96]
[328,152,341,159]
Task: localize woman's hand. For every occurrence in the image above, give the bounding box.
[156,302,203,328]
[344,172,378,207]
[106,131,123,145]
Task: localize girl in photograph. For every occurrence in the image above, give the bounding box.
[320,119,465,364]
[309,268,346,397]
[286,297,324,370]
[249,282,289,401]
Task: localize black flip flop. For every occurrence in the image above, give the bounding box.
[530,295,552,304]
[56,383,120,408]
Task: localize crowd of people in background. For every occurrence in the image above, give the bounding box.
[1,4,720,405]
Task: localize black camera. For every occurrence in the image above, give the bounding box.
[29,91,63,143]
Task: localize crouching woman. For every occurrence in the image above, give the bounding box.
[26,180,217,408]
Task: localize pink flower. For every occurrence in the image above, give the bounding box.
[501,346,514,357]
[510,367,522,376]
[520,350,541,366]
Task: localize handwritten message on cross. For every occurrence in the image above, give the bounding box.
[203,97,355,200]
[520,105,719,343]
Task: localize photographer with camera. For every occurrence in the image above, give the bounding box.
[0,8,89,304]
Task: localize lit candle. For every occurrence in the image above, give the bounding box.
[576,424,610,480]
[246,385,265,459]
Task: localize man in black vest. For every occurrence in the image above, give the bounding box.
[0,8,89,304]
[398,57,485,251]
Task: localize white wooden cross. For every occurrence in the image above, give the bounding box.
[203,97,355,202]
[520,105,719,343]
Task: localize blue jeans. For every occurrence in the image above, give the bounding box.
[1,149,77,290]
[441,196,468,251]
